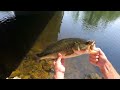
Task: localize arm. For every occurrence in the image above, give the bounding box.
[89,48,120,79]
[99,61,120,79]
[53,53,65,79]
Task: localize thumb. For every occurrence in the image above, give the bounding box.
[58,53,62,58]
[56,53,62,63]
[98,48,105,56]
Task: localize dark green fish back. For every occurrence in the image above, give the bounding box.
[36,38,87,58]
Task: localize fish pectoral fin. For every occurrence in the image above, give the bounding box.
[72,48,81,55]
[65,50,74,56]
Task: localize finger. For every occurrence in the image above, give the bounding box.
[94,47,100,51]
[96,58,99,62]
[89,59,96,64]
[89,58,99,63]
[56,54,62,63]
[96,56,99,59]
[89,55,99,59]
[58,53,62,58]
[89,59,98,65]
[89,56,96,60]
[90,49,99,56]
[98,48,105,56]
[89,53,99,57]
[53,61,56,65]
[92,47,100,52]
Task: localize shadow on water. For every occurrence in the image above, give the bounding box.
[0,11,56,78]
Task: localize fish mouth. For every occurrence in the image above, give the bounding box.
[90,41,95,50]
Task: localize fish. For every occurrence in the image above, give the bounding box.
[35,38,96,61]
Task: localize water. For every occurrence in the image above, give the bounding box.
[2,11,120,79]
[59,11,120,78]
[0,11,15,23]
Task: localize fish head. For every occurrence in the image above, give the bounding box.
[85,40,96,53]
[73,40,96,54]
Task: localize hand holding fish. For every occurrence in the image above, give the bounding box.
[53,53,65,79]
[89,48,120,79]
[38,38,120,79]
[89,48,108,68]
[53,47,120,79]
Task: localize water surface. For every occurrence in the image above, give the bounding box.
[7,11,120,79]
[59,11,120,78]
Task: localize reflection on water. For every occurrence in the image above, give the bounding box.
[8,11,120,79]
[72,11,120,25]
[59,11,120,78]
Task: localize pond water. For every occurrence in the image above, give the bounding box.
[58,11,120,78]
[2,11,120,79]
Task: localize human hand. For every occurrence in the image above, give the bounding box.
[53,53,65,79]
[89,48,120,79]
[89,48,109,68]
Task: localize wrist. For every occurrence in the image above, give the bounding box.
[98,59,110,69]
[54,71,64,79]
[99,60,120,79]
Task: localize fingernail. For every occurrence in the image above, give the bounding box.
[96,59,99,62]
[94,48,99,51]
[58,53,61,55]
[58,53,62,57]
[96,56,99,58]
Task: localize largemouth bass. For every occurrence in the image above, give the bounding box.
[36,38,96,61]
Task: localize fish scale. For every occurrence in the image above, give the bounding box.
[36,38,95,61]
